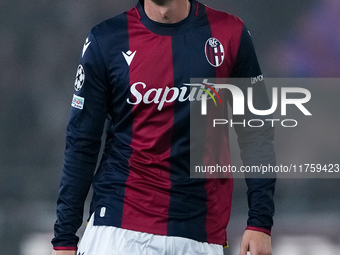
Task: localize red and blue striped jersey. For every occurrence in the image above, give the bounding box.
[52,0,275,249]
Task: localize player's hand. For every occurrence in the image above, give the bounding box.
[52,250,77,255]
[239,230,272,255]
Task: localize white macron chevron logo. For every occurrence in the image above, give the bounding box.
[122,50,137,66]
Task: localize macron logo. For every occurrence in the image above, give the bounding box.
[82,38,91,58]
[122,50,137,66]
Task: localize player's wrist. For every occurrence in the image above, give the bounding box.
[245,226,271,236]
[52,250,77,255]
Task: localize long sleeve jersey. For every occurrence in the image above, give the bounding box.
[52,0,276,250]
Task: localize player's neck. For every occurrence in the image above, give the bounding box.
[144,0,191,24]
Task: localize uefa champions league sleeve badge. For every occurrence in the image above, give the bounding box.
[74,65,85,92]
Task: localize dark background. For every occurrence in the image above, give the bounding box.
[1,0,339,254]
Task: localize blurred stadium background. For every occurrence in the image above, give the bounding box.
[0,0,339,254]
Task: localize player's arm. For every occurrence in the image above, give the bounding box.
[51,30,109,251]
[230,25,276,255]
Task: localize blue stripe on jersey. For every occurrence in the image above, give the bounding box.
[91,12,134,228]
[167,4,215,242]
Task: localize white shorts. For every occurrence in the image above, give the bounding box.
[77,214,223,255]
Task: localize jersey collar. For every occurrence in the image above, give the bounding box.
[135,0,198,36]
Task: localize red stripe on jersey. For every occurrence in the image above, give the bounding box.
[204,6,244,244]
[121,9,173,235]
[206,7,243,77]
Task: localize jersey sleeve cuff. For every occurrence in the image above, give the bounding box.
[53,246,78,251]
[246,226,271,236]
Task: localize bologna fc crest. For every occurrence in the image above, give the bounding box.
[205,38,225,67]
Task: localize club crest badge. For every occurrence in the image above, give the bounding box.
[74,65,85,91]
[205,38,225,67]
